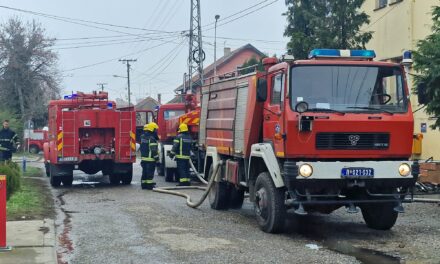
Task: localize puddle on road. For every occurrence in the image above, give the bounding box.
[323,240,401,264]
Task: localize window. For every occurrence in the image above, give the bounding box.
[375,0,387,9]
[163,110,185,120]
[271,74,284,105]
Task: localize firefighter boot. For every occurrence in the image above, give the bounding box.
[141,180,156,190]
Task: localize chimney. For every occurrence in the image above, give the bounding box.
[157,93,161,104]
[224,47,231,56]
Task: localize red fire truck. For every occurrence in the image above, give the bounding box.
[198,49,419,233]
[25,129,48,154]
[43,91,136,187]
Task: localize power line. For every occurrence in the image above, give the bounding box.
[61,37,180,72]
[0,5,183,34]
[204,0,279,32]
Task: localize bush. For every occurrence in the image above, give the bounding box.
[0,161,21,200]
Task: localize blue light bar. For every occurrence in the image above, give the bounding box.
[63,93,77,99]
[308,49,376,59]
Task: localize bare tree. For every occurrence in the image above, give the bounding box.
[0,17,60,126]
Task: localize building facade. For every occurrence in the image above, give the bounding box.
[361,0,440,160]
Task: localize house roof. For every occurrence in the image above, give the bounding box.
[135,96,160,110]
[174,43,264,93]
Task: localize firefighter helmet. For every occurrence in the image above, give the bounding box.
[144,122,159,132]
[178,123,189,133]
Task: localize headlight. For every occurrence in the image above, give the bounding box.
[398,163,411,177]
[299,164,313,178]
[93,147,102,155]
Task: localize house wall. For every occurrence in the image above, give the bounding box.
[361,0,440,160]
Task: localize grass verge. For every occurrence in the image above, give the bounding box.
[6,177,54,221]
[22,166,43,177]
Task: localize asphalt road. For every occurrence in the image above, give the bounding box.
[47,160,440,264]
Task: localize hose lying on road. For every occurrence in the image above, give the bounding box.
[412,198,440,203]
[152,161,221,208]
[189,158,208,184]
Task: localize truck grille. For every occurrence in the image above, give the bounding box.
[316,133,390,150]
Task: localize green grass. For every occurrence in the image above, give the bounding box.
[12,152,41,159]
[6,178,54,221]
[22,166,43,177]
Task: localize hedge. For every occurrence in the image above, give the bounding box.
[0,161,21,200]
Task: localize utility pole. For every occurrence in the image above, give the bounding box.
[214,14,220,78]
[118,59,137,107]
[97,83,107,91]
[187,0,204,94]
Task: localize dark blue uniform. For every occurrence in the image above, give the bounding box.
[170,132,192,186]
[0,127,18,161]
[140,131,158,189]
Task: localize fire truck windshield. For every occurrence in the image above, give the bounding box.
[290,65,407,114]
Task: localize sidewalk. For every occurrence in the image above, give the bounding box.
[1,219,57,264]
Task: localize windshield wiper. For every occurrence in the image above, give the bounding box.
[308,108,345,115]
[346,106,393,115]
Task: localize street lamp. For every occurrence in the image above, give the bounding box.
[113,75,130,105]
[214,14,220,78]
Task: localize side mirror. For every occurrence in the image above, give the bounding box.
[417,82,429,105]
[256,78,267,102]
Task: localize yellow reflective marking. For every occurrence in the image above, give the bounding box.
[0,175,5,181]
[192,118,200,124]
[276,152,285,157]
[57,132,63,141]
[130,131,136,140]
[183,118,191,124]
[130,142,136,150]
[57,142,63,151]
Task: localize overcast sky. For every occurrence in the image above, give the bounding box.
[0,0,289,103]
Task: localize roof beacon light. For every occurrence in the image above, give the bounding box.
[402,50,413,66]
[308,49,376,59]
[63,93,78,100]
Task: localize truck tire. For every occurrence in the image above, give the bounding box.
[165,168,175,182]
[121,169,133,185]
[254,172,286,233]
[29,144,40,154]
[229,187,245,209]
[45,163,50,177]
[109,174,121,185]
[361,202,398,230]
[62,175,73,187]
[208,165,230,210]
[50,175,61,187]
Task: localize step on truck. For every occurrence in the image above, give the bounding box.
[44,91,136,187]
[199,49,419,233]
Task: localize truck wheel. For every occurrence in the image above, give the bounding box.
[254,172,286,233]
[45,163,50,177]
[165,168,175,182]
[229,187,245,209]
[50,175,61,187]
[121,170,133,185]
[109,174,120,185]
[29,145,40,154]
[361,202,398,230]
[62,175,73,187]
[208,165,230,210]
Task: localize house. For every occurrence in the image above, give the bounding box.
[361,0,440,160]
[135,96,160,111]
[168,43,265,103]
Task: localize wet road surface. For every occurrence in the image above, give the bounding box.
[47,161,440,264]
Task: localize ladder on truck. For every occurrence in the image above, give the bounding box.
[118,111,133,160]
[61,110,76,158]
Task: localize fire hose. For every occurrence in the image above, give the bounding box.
[152,160,221,208]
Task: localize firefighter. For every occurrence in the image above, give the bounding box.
[140,122,159,190]
[169,123,192,186]
[0,120,19,161]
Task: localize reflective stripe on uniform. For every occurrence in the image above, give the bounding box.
[179,178,190,182]
[173,139,179,143]
[141,180,155,184]
[141,157,155,161]
[175,155,190,159]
